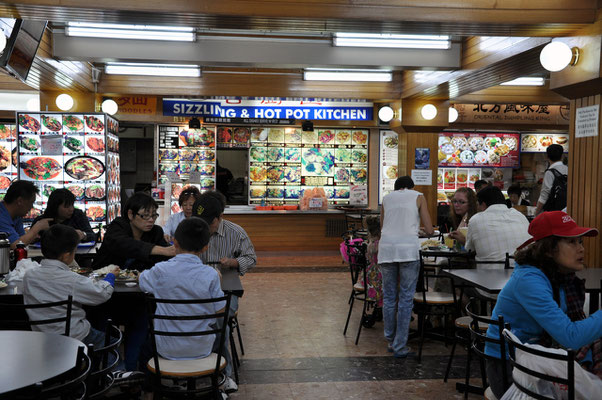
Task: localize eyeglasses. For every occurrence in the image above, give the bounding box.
[137,212,159,221]
[452,200,467,205]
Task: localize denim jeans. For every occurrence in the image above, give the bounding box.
[84,326,118,367]
[380,260,420,354]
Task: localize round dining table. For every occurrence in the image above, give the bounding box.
[0,330,85,395]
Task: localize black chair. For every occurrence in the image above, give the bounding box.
[145,293,232,400]
[227,311,244,384]
[85,321,123,399]
[0,295,73,335]
[503,329,576,400]
[342,239,373,345]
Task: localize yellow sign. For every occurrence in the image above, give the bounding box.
[113,96,157,116]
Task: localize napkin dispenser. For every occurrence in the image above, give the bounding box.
[0,232,10,275]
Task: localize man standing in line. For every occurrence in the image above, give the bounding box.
[535,144,568,215]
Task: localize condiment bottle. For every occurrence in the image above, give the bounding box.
[14,241,27,261]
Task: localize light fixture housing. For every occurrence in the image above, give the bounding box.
[189,117,201,129]
[101,99,119,115]
[540,41,579,72]
[378,105,395,123]
[448,107,458,123]
[333,33,450,49]
[421,104,437,120]
[303,68,392,82]
[56,93,74,111]
[500,77,545,86]
[66,22,195,42]
[105,62,201,77]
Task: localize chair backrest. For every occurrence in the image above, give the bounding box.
[85,320,122,399]
[145,293,232,383]
[466,298,510,390]
[0,295,73,336]
[344,239,368,288]
[503,329,576,400]
[417,250,458,308]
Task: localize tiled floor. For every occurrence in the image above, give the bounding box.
[229,264,485,399]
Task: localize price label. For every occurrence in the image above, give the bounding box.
[309,198,323,208]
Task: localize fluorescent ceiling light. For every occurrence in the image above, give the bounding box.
[500,77,545,86]
[333,33,450,49]
[105,63,201,77]
[66,22,195,41]
[303,68,392,82]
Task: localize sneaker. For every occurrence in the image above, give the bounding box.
[393,347,414,359]
[387,343,394,353]
[221,376,238,394]
[112,370,145,384]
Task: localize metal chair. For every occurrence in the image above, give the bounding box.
[0,295,73,335]
[145,293,232,400]
[228,311,244,383]
[85,321,123,399]
[342,238,373,345]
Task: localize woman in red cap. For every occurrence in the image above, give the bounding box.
[483,211,601,398]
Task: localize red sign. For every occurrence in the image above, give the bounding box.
[438,132,520,168]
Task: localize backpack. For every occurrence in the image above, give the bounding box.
[543,168,567,211]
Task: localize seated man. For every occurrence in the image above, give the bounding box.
[22,225,142,379]
[506,184,531,208]
[138,218,226,394]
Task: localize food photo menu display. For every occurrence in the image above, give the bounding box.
[378,130,398,204]
[157,125,217,213]
[217,127,251,149]
[520,133,569,153]
[16,112,121,231]
[0,123,17,200]
[438,132,520,168]
[248,127,369,205]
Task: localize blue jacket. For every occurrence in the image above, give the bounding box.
[485,263,602,359]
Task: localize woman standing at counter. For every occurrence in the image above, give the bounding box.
[162,186,201,242]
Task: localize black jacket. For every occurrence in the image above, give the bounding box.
[33,208,96,243]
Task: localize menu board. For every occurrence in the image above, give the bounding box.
[438,132,520,168]
[378,130,398,204]
[16,112,121,231]
[217,127,251,148]
[157,125,216,210]
[520,133,569,153]
[0,123,17,201]
[438,168,481,191]
[248,127,369,205]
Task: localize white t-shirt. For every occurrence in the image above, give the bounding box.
[537,161,568,205]
[378,189,421,263]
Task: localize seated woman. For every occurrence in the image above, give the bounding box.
[162,186,201,242]
[33,188,95,242]
[444,186,476,233]
[484,211,602,398]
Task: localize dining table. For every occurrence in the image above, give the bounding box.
[0,330,85,396]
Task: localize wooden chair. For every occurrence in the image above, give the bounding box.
[145,293,232,400]
[85,321,123,399]
[342,239,373,345]
[0,295,73,335]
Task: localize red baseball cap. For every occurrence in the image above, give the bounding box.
[518,211,599,249]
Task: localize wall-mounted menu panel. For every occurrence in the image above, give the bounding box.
[520,133,569,153]
[438,132,520,168]
[378,130,398,204]
[0,123,17,201]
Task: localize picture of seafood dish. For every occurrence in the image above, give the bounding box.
[451,136,469,151]
[20,137,40,152]
[459,150,474,163]
[179,149,197,161]
[198,164,215,175]
[268,128,284,143]
[18,114,40,132]
[284,129,302,144]
[42,115,62,132]
[284,187,300,199]
[233,127,250,144]
[336,130,351,145]
[284,148,301,163]
[67,185,85,200]
[217,127,232,143]
[539,136,553,147]
[301,130,317,144]
[249,147,266,163]
[249,186,266,198]
[335,187,350,199]
[85,185,105,200]
[197,150,215,161]
[64,136,83,153]
[352,130,368,145]
[386,165,398,180]
[383,135,398,149]
[21,157,62,180]
[487,149,501,164]
[283,166,300,183]
[483,137,501,150]
[0,124,16,139]
[335,168,349,182]
[351,149,368,163]
[521,135,537,149]
[350,168,367,183]
[474,150,488,164]
[86,137,105,153]
[335,148,351,163]
[468,137,483,151]
[302,148,335,176]
[43,184,57,198]
[267,166,284,182]
[86,205,105,221]
[0,146,11,171]
[250,166,267,182]
[63,115,84,132]
[444,170,456,184]
[250,128,268,142]
[266,147,284,162]
[266,187,284,198]
[0,176,11,189]
[502,137,517,151]
[64,156,105,180]
[318,130,335,144]
[200,178,214,189]
[84,116,104,132]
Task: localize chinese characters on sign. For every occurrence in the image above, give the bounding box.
[452,104,570,125]
[113,96,157,115]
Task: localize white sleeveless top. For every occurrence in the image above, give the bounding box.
[378,189,421,263]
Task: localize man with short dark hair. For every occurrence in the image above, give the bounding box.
[0,180,51,248]
[506,184,530,207]
[535,144,567,215]
[474,179,489,192]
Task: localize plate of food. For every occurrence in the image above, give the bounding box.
[384,135,398,149]
[267,166,284,182]
[250,128,268,142]
[198,164,215,175]
[555,135,568,146]
[18,114,40,132]
[284,187,300,199]
[301,130,317,144]
[64,156,105,180]
[249,186,266,198]
[197,150,215,162]
[249,147,266,163]
[352,130,368,145]
[86,205,105,221]
[233,127,250,144]
[487,149,501,164]
[539,136,553,148]
[0,146,10,171]
[85,184,105,200]
[459,150,474,163]
[159,149,178,161]
[67,184,85,200]
[440,143,455,155]
[86,137,105,153]
[444,170,456,184]
[451,136,469,151]
[302,148,335,176]
[217,127,232,143]
[335,168,349,182]
[283,166,300,183]
[266,147,284,163]
[0,124,16,139]
[43,184,57,198]
[268,128,284,143]
[284,129,302,144]
[20,136,40,152]
[335,130,351,145]
[284,148,301,163]
[41,115,62,132]
[335,187,350,199]
[335,148,351,163]
[503,137,517,151]
[493,143,510,157]
[468,137,484,151]
[351,149,368,163]
[350,168,367,183]
[179,149,197,161]
[318,130,335,144]
[474,150,488,164]
[85,116,104,132]
[457,171,468,184]
[386,165,398,180]
[266,187,284,198]
[483,137,501,150]
[64,136,83,153]
[63,115,84,132]
[94,266,139,282]
[21,157,62,180]
[249,166,267,182]
[200,178,214,189]
[521,135,537,149]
